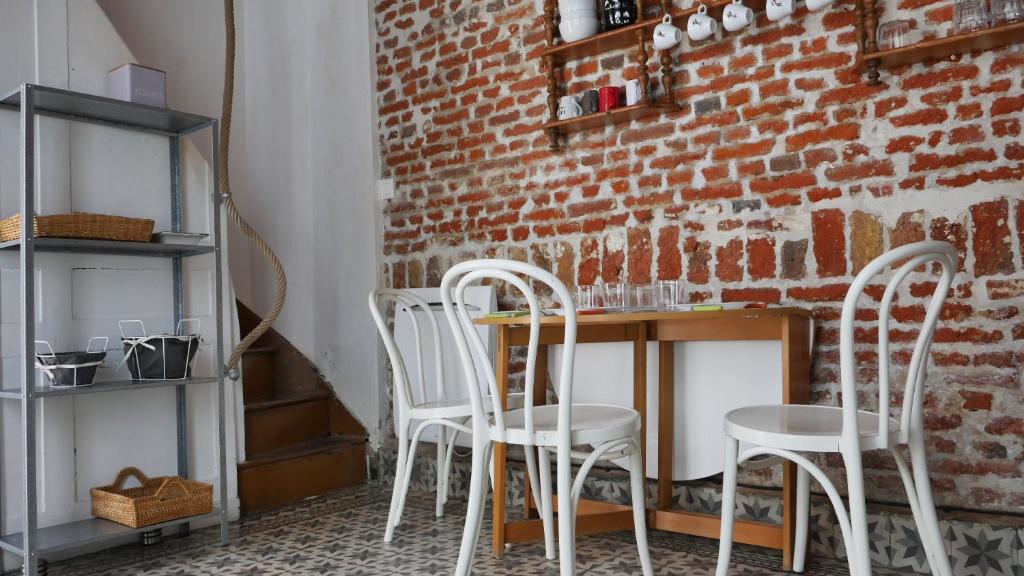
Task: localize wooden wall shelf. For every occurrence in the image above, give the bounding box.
[855,0,1024,84]
[542,102,680,134]
[542,0,769,65]
[860,20,1024,70]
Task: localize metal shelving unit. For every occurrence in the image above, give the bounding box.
[0,84,229,576]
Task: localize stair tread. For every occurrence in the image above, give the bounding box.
[244,389,332,412]
[241,435,366,469]
[243,346,278,355]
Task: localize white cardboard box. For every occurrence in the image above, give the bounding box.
[106,64,166,108]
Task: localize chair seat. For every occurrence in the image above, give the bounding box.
[724,405,900,453]
[491,403,641,447]
[411,392,526,420]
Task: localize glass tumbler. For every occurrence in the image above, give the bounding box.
[657,280,684,310]
[992,0,1024,25]
[877,20,912,50]
[953,0,990,33]
[604,283,627,310]
[631,283,659,311]
[576,285,602,310]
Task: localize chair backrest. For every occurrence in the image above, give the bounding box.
[369,289,445,418]
[839,241,957,447]
[441,259,577,445]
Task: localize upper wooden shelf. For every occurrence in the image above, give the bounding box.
[542,0,769,64]
[861,20,1024,69]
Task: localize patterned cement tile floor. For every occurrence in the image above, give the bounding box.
[46,486,899,575]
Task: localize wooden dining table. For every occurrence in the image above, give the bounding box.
[475,306,813,570]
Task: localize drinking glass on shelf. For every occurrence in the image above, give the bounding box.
[632,283,659,311]
[604,283,627,310]
[953,0,990,34]
[877,19,912,50]
[991,0,1024,25]
[657,280,683,310]
[576,285,602,310]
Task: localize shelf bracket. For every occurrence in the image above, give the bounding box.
[858,0,881,85]
[636,30,651,104]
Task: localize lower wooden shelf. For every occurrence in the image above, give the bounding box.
[543,101,679,136]
[861,20,1024,70]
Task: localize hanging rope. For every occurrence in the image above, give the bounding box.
[220,0,288,373]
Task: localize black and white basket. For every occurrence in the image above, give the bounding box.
[35,337,109,388]
[119,320,202,381]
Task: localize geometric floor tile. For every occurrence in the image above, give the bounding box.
[948,521,1018,576]
[40,485,909,576]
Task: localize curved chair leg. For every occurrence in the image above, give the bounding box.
[436,427,447,517]
[441,420,466,506]
[907,439,954,576]
[841,449,872,576]
[629,442,654,576]
[538,446,557,560]
[455,437,491,576]
[793,466,810,573]
[715,437,739,576]
[394,421,429,526]
[384,420,411,542]
[892,448,940,571]
[557,446,575,576]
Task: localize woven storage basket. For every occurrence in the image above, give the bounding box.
[0,213,154,243]
[91,467,213,528]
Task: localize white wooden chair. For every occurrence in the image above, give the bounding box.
[441,260,653,576]
[715,241,957,576]
[369,289,522,542]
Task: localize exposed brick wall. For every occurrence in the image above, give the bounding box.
[373,0,1024,512]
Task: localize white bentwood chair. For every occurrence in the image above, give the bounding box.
[715,241,957,576]
[441,260,653,576]
[369,289,523,542]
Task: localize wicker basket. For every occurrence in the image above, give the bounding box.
[0,213,155,243]
[91,467,213,528]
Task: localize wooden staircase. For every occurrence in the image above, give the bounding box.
[236,302,368,512]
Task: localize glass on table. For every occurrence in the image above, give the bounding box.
[576,285,603,310]
[876,19,911,50]
[991,0,1024,25]
[953,0,990,33]
[631,283,658,311]
[657,280,684,310]
[604,283,627,310]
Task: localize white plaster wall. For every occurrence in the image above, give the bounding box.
[98,0,385,441]
[0,0,239,565]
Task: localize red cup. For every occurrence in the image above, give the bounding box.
[599,86,621,112]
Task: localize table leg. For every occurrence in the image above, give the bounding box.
[657,341,674,510]
[523,345,548,520]
[781,316,812,570]
[633,323,647,469]
[493,325,511,559]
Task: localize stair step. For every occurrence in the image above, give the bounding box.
[238,436,367,512]
[242,346,278,356]
[241,435,366,469]
[245,389,332,412]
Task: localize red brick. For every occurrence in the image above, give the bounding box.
[716,238,744,282]
[890,108,948,127]
[686,239,712,285]
[722,287,782,303]
[971,199,1015,276]
[627,228,652,284]
[747,237,776,280]
[812,209,847,277]
[657,226,681,280]
[825,159,894,182]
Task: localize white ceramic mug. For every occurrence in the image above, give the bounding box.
[805,0,835,10]
[766,0,795,21]
[687,4,718,41]
[723,0,754,31]
[557,95,583,120]
[653,14,683,50]
[625,79,642,106]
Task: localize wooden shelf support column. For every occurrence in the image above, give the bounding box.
[636,30,651,104]
[858,0,881,85]
[543,0,561,150]
[659,0,675,102]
